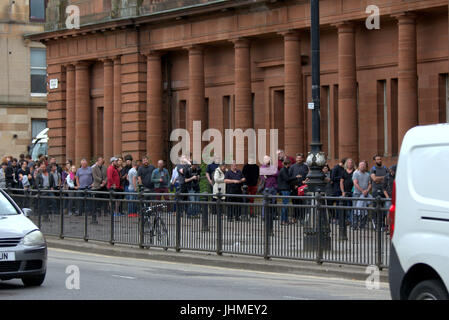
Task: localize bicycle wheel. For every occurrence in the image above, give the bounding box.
[143,216,154,237]
[154,217,169,246]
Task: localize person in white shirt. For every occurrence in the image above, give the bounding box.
[65,165,78,216]
[352,161,372,229]
[170,164,180,192]
[126,161,138,217]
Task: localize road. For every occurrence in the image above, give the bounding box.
[0,248,390,300]
[32,211,391,266]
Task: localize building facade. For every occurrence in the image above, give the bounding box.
[26,0,449,167]
[0,0,48,158]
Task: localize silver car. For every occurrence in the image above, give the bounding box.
[0,189,47,286]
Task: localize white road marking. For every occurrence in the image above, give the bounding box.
[111,274,136,280]
[283,295,310,300]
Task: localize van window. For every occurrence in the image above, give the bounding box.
[410,145,449,202]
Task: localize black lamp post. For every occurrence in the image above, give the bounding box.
[304,0,331,252]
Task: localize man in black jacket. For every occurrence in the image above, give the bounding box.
[330,158,346,197]
[242,159,259,217]
[224,161,246,221]
[46,157,63,179]
[48,163,61,215]
[278,159,295,225]
[188,162,202,217]
[176,155,197,217]
[34,162,52,221]
[288,154,309,223]
[329,158,347,223]
[137,156,155,192]
[5,160,17,188]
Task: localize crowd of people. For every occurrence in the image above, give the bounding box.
[171,150,395,233]
[0,150,396,233]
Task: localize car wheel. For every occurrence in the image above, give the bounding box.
[21,273,46,287]
[409,280,449,300]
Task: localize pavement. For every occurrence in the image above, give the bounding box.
[44,235,390,284]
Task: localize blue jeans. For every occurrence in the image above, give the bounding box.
[126,188,137,214]
[187,189,198,216]
[280,190,290,223]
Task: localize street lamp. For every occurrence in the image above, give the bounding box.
[303,0,331,252]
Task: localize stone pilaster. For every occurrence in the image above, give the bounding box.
[187,46,206,164]
[396,13,418,149]
[337,22,358,161]
[233,38,252,164]
[103,58,114,162]
[74,61,91,166]
[146,52,164,163]
[283,31,304,156]
[113,56,122,156]
[65,64,75,163]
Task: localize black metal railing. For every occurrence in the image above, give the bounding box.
[4,188,391,269]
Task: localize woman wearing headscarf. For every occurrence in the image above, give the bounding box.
[259,155,278,234]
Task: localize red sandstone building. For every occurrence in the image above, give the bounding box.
[26,0,449,167]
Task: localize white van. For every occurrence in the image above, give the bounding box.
[389,124,449,300]
[29,128,49,161]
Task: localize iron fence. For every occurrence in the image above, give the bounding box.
[5,187,391,269]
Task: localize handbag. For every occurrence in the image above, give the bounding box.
[297,184,307,196]
[257,176,266,194]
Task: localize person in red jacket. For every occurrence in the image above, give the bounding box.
[107,157,121,191]
[107,157,122,216]
[277,150,295,171]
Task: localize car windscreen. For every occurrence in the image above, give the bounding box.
[0,193,19,215]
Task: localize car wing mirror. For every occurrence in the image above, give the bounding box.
[22,208,32,217]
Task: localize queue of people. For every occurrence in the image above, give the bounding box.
[0,150,396,232]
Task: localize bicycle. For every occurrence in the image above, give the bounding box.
[142,203,169,247]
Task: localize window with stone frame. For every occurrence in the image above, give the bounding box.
[31,119,47,138]
[29,0,46,22]
[30,48,47,95]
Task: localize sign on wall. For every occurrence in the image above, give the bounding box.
[49,78,58,90]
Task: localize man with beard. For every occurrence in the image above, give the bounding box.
[92,157,107,220]
[370,155,389,231]
[288,153,309,223]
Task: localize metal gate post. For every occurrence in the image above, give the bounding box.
[59,188,64,239]
[216,191,223,256]
[175,191,181,252]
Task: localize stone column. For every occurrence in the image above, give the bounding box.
[187,46,206,163]
[103,58,114,161]
[113,56,122,156]
[146,52,164,163]
[75,62,91,166]
[65,64,76,162]
[337,22,358,161]
[233,38,252,164]
[283,31,304,156]
[396,13,418,149]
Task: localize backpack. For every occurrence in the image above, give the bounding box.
[257,176,266,194]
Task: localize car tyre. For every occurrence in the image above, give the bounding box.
[409,279,449,300]
[21,273,46,287]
